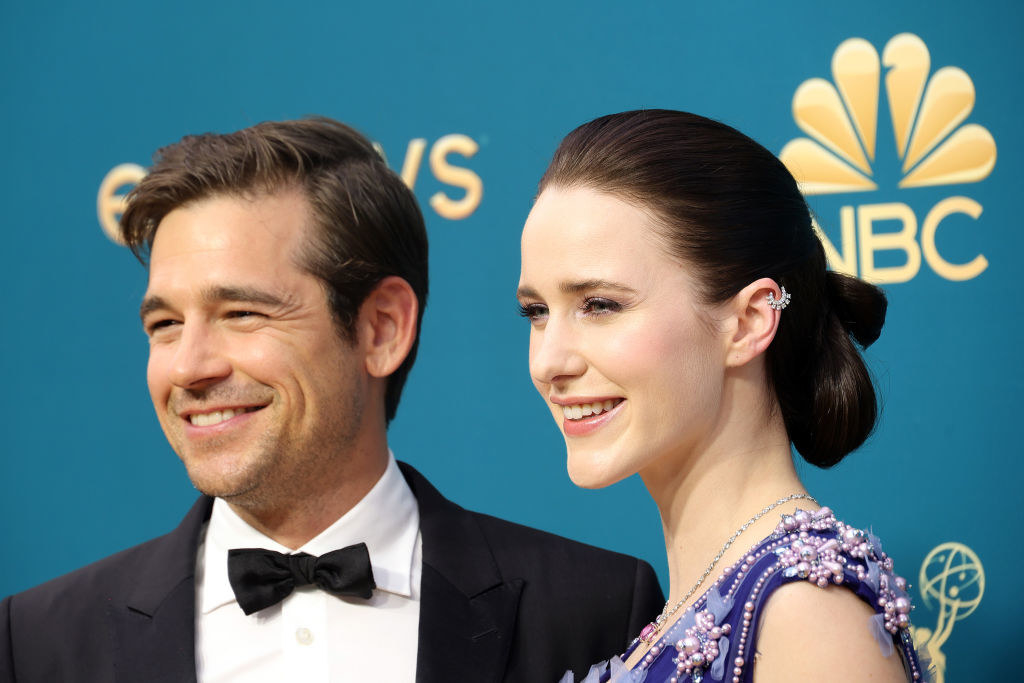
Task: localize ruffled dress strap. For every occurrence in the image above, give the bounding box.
[604,507,927,683]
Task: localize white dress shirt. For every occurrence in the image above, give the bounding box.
[195,454,422,682]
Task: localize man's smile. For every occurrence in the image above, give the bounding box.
[179,405,267,427]
[185,405,264,428]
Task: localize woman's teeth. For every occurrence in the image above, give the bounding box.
[562,399,622,420]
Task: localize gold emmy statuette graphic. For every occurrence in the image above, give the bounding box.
[96,163,147,245]
[910,542,984,683]
[780,33,996,195]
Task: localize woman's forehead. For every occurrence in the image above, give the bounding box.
[520,187,690,291]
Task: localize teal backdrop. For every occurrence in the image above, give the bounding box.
[2,1,1016,680]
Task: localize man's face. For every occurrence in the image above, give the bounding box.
[141,190,368,510]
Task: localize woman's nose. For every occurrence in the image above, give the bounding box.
[529,321,587,386]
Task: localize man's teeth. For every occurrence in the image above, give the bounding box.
[188,407,255,427]
[562,399,620,420]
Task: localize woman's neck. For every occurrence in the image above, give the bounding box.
[640,409,808,617]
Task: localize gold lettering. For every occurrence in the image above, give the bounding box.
[814,207,857,276]
[921,196,987,281]
[857,202,920,283]
[400,138,428,189]
[97,163,146,245]
[428,134,483,220]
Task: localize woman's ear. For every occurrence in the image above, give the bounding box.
[357,276,419,378]
[724,278,783,368]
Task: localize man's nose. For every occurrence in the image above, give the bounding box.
[530,320,587,386]
[167,323,232,389]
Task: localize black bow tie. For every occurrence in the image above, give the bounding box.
[227,544,376,615]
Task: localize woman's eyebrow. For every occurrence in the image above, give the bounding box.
[516,285,540,300]
[516,280,638,300]
[558,279,638,295]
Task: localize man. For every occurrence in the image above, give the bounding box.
[1,117,663,682]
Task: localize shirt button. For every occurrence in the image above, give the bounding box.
[295,627,314,645]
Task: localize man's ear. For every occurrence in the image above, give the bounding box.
[356,276,419,378]
[724,277,783,368]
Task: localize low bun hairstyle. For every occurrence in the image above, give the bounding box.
[537,109,887,468]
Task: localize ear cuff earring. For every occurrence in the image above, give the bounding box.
[767,286,791,311]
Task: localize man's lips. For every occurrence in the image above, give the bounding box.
[180,405,266,427]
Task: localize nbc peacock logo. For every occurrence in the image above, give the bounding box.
[780,33,996,284]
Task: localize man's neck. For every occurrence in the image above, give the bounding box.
[226,447,391,550]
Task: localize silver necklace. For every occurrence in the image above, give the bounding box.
[639,492,818,644]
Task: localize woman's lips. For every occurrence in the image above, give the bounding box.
[559,398,625,437]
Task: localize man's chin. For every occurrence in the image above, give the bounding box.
[183,460,263,502]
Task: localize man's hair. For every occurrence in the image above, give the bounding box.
[121,116,429,424]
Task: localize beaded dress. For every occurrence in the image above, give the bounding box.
[561,507,926,683]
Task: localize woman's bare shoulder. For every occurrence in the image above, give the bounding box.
[752,580,908,682]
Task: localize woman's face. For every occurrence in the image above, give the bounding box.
[518,186,730,488]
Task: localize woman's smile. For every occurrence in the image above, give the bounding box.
[554,397,626,436]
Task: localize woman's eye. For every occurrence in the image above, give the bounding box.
[581,297,621,315]
[517,302,548,322]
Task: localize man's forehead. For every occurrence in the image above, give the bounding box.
[142,195,318,309]
[149,194,311,268]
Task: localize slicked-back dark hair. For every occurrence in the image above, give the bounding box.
[121,116,428,424]
[538,109,887,467]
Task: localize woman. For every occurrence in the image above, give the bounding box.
[517,110,925,682]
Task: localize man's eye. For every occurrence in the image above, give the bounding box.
[517,302,548,322]
[226,310,262,319]
[581,297,622,315]
[145,319,179,335]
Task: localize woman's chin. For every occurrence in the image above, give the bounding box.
[566,449,633,489]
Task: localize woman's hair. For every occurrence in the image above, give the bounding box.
[538,109,887,467]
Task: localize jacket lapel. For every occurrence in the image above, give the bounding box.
[110,496,212,683]
[400,463,523,683]
[104,468,521,682]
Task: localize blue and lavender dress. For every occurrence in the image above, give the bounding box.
[563,507,926,683]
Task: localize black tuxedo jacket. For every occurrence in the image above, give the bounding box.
[1,463,663,682]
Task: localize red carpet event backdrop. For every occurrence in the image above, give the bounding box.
[2,2,1016,679]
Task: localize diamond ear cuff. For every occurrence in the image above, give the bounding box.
[767,286,791,311]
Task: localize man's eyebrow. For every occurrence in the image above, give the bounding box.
[139,295,169,321]
[139,286,289,322]
[203,285,289,308]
